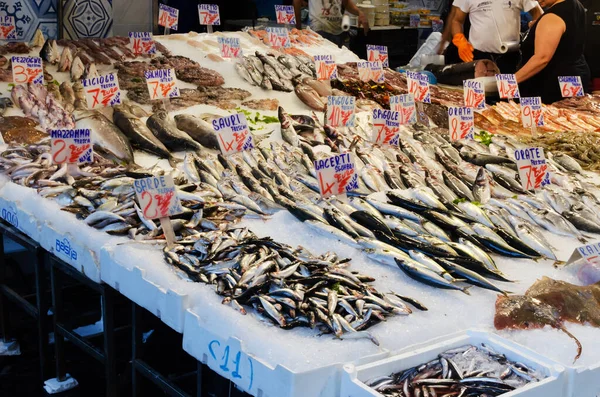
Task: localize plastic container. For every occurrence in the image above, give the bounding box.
[408,31,442,67]
[340,329,568,397]
[357,1,376,28]
[567,364,600,397]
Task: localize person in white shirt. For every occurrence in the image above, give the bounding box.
[451,0,543,73]
[293,0,369,47]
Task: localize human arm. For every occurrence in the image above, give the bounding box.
[293,0,303,29]
[438,6,456,54]
[450,6,474,62]
[515,14,565,83]
[450,6,467,37]
[343,0,369,34]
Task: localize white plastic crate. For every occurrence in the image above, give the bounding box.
[0,196,41,243]
[566,362,600,397]
[182,308,390,397]
[340,329,568,397]
[100,245,190,333]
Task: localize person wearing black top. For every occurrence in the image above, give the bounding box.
[516,0,591,103]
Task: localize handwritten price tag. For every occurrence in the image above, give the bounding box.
[11,56,43,84]
[266,27,290,48]
[212,113,255,155]
[198,4,221,25]
[218,37,242,58]
[406,71,431,103]
[133,175,183,220]
[390,94,416,125]
[145,68,180,100]
[558,76,584,97]
[357,61,384,83]
[514,147,550,191]
[410,14,420,27]
[326,96,355,127]
[314,54,337,80]
[50,129,93,165]
[495,74,520,99]
[275,5,296,24]
[158,3,179,30]
[0,16,16,40]
[372,109,400,145]
[129,32,156,55]
[82,72,122,109]
[448,106,474,141]
[464,79,485,109]
[367,44,389,68]
[520,97,544,129]
[314,152,358,198]
[567,242,600,267]
[432,19,444,32]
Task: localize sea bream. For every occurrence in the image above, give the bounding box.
[174,114,220,150]
[146,111,206,154]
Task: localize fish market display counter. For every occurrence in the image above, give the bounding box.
[1,29,600,397]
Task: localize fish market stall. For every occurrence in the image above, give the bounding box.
[1,24,600,397]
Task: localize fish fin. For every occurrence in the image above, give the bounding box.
[578,236,588,243]
[553,260,566,267]
[168,156,183,168]
[461,286,472,296]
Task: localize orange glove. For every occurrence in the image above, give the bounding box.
[452,33,474,63]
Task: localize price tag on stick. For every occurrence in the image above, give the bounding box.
[212,113,255,155]
[520,96,544,137]
[50,129,93,165]
[11,56,43,84]
[514,147,550,191]
[407,71,431,103]
[390,94,416,125]
[566,242,600,267]
[133,175,183,247]
[0,16,16,40]
[314,153,358,198]
[266,27,291,48]
[357,61,384,83]
[82,72,122,109]
[464,79,485,109]
[366,45,389,68]
[372,109,400,145]
[326,96,355,127]
[129,32,156,55]
[495,74,520,99]
[558,76,584,97]
[275,5,296,25]
[448,106,474,141]
[314,55,337,80]
[145,68,180,100]
[218,37,242,58]
[198,4,220,33]
[158,3,179,33]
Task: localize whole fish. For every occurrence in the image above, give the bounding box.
[295,84,325,111]
[146,111,206,153]
[74,110,134,163]
[58,47,73,72]
[70,56,85,82]
[174,114,220,150]
[278,106,300,147]
[472,168,491,204]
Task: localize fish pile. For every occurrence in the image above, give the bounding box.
[11,83,75,130]
[0,116,46,145]
[247,28,323,51]
[364,344,545,396]
[235,51,317,93]
[519,131,600,171]
[495,276,600,362]
[165,227,421,341]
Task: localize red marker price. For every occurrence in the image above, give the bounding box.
[129,32,156,55]
[372,109,400,145]
[407,71,431,103]
[448,106,474,141]
[11,56,44,84]
[133,175,183,220]
[314,54,337,80]
[464,79,485,109]
[82,72,122,109]
[50,129,93,165]
[367,45,388,68]
[213,113,255,155]
[558,76,584,97]
[326,96,355,127]
[514,147,550,191]
[314,152,358,198]
[275,5,296,24]
[520,97,544,129]
[495,74,520,99]
[198,4,221,25]
[145,68,180,100]
[266,27,290,48]
[218,37,242,58]
[158,4,179,30]
[0,16,16,40]
[357,61,384,83]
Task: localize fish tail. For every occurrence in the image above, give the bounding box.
[168,156,182,168]
[560,326,582,363]
[461,286,472,296]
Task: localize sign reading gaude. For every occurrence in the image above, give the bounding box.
[372,108,400,145]
[133,175,183,220]
[212,113,254,155]
[82,72,122,109]
[314,152,358,198]
[513,147,550,191]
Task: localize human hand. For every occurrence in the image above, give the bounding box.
[452,33,474,62]
[358,11,370,34]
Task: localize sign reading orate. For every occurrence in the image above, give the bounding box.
[558,76,584,97]
[406,71,431,103]
[0,16,16,40]
[212,113,255,155]
[326,96,355,127]
[218,37,242,58]
[133,175,183,220]
[448,106,474,140]
[514,147,550,191]
[50,129,93,165]
[314,54,337,80]
[266,27,290,48]
[198,4,221,25]
[367,44,389,68]
[464,79,485,109]
[11,56,43,84]
[390,94,416,125]
[129,32,156,55]
[158,3,179,30]
[275,5,296,24]
[82,72,122,109]
[357,61,384,83]
[520,97,544,129]
[372,109,400,145]
[145,68,180,100]
[495,74,520,99]
[314,152,358,198]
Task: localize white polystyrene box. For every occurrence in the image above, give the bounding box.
[340,329,568,397]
